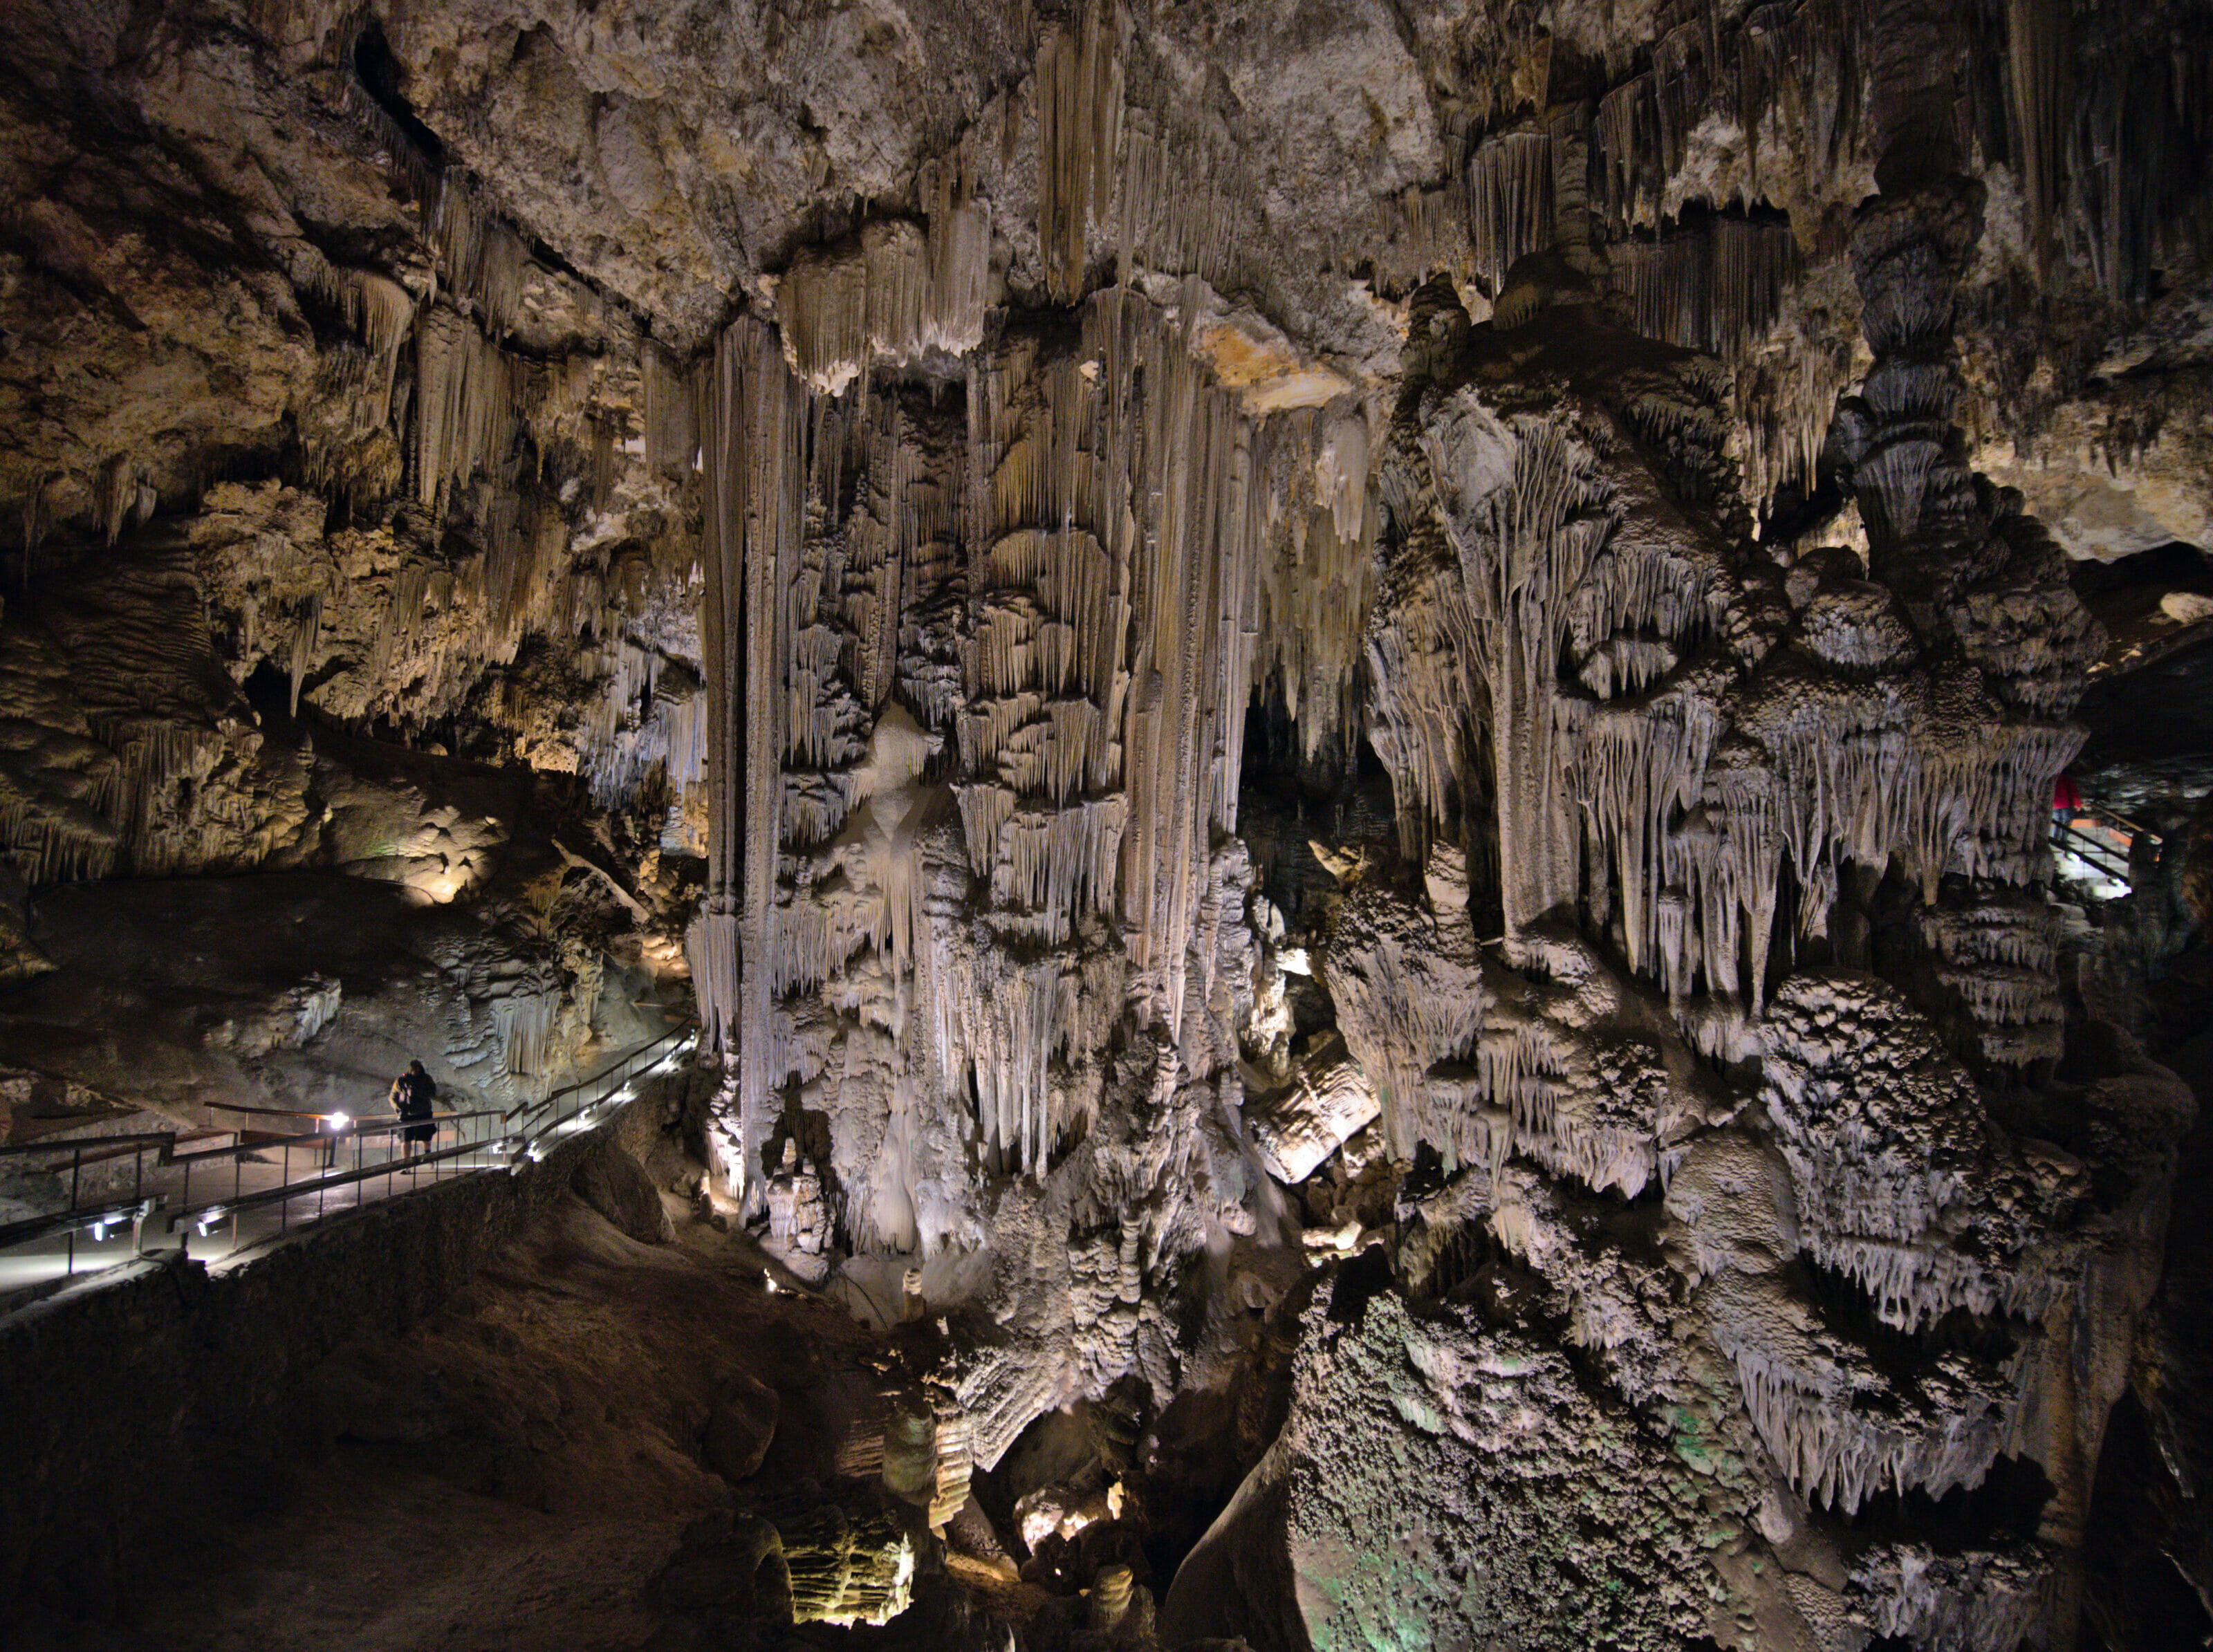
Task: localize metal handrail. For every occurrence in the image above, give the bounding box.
[164,1130,497,1232]
[205,1100,351,1120]
[2077,800,2161,846]
[160,1111,508,1167]
[0,1131,198,1162]
[168,1127,345,1166]
[0,1131,197,1265]
[506,1017,697,1126]
[161,1104,518,1248]
[0,1195,158,1252]
[2054,817,2135,884]
[2,1025,693,1284]
[501,1021,698,1167]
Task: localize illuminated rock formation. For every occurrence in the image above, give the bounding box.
[1,0,2209,1645]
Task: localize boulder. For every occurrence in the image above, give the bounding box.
[573,1140,674,1245]
[703,1371,779,1483]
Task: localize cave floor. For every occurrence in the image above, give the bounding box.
[16,1194,905,1652]
[76,1459,684,1652]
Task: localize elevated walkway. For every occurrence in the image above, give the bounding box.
[2053,799,2161,900]
[0,1021,695,1302]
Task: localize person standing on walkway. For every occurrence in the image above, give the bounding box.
[2053,770,2082,827]
[391,1060,440,1169]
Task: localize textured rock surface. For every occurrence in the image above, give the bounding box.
[1166,1279,1732,1650]
[2,0,2211,1646]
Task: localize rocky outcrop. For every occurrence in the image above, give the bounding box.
[3,0,2211,1646]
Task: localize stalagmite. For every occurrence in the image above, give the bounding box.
[12,6,2203,1644]
[1243,1032,1381,1184]
[777,1505,916,1627]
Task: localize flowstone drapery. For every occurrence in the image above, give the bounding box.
[674,284,1346,1453]
[6,0,2210,1644]
[656,10,2189,1632]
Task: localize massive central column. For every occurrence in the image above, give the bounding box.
[688,317,808,1207]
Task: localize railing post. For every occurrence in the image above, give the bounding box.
[0,1027,687,1281]
[65,1147,83,1276]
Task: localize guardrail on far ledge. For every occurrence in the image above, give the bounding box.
[0,1018,697,1290]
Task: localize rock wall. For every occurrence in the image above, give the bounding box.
[0,1117,654,1621]
[2,0,2210,1646]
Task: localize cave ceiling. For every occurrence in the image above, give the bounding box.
[4,1,2213,1649]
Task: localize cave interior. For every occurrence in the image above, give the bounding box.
[3,1,2213,1649]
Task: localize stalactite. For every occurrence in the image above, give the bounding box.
[687,315,809,1207]
[1250,406,1377,761]
[1322,882,1489,1164]
[642,347,698,472]
[0,786,122,886]
[571,640,707,808]
[777,207,989,395]
[1839,102,2100,1066]
[97,455,141,547]
[493,989,562,1085]
[1609,217,1801,360]
[1371,185,1474,297]
[1036,0,1122,304]
[429,177,527,338]
[1118,104,1254,297]
[309,265,418,431]
[1720,1333,2021,1514]
[1419,400,1619,949]
[1597,0,1869,233]
[1737,346,1855,524]
[675,279,1317,1189]
[1849,1540,2053,1652]
[286,590,322,716]
[1466,130,1556,296]
[2007,0,2070,267]
[412,305,519,510]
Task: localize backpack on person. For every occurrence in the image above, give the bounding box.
[392,1066,436,1121]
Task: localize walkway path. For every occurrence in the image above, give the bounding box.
[0,1021,695,1301]
[2055,799,2161,899]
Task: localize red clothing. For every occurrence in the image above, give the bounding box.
[2053,773,2082,813]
